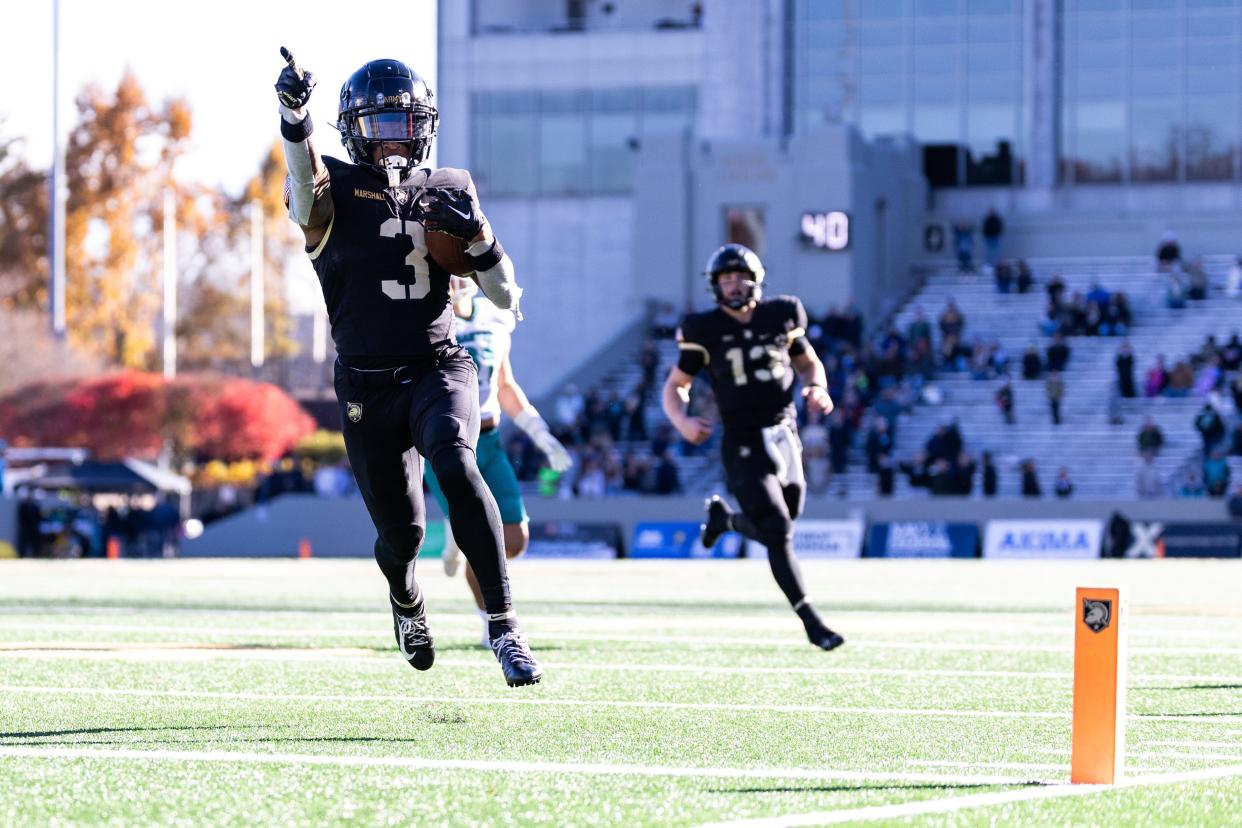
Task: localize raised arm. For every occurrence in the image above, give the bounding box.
[275,47,333,250]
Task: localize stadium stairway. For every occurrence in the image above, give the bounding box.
[870,254,1240,499]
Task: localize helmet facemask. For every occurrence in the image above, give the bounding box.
[712,272,762,310]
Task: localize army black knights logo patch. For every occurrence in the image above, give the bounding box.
[1083,599,1111,633]
[346,402,363,423]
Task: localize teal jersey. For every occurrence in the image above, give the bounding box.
[452,297,516,422]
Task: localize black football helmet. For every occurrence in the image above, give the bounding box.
[704,243,765,309]
[334,59,438,182]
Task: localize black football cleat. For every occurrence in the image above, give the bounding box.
[391,595,435,671]
[807,626,846,652]
[700,495,733,548]
[490,630,543,687]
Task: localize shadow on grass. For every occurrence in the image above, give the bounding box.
[0,725,239,740]
[1134,684,1242,691]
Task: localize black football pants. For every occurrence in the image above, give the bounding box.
[334,350,510,613]
[721,427,809,608]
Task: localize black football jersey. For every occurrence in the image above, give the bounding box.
[310,156,479,360]
[677,296,810,430]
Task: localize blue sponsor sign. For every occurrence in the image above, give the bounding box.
[1158,523,1241,559]
[630,522,741,559]
[866,521,979,558]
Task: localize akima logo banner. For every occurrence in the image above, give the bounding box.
[984,519,1102,559]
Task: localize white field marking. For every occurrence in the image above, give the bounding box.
[10,622,1242,656]
[0,684,1074,720]
[0,644,1236,687]
[1128,752,1242,762]
[697,764,1242,828]
[904,759,1069,772]
[0,745,1043,787]
[1143,741,1242,751]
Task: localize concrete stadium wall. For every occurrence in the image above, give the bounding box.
[166,494,1234,559]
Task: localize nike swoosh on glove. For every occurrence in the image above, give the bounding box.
[418,187,484,241]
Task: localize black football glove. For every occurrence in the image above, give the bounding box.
[418,187,484,241]
[275,47,316,110]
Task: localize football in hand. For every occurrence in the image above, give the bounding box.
[425,231,474,275]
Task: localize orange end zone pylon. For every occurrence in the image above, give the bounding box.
[297,538,312,559]
[1071,586,1127,784]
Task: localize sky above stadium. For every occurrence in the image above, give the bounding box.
[0,0,439,195]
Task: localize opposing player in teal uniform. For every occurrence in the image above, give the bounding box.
[426,276,572,645]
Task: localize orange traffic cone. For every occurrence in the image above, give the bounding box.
[298,538,312,559]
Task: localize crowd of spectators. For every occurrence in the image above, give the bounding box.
[14,489,180,558]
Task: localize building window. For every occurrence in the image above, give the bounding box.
[790,0,1024,187]
[1061,0,1241,185]
[471,86,697,197]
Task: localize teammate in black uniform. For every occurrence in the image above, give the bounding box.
[662,244,845,651]
[274,50,541,686]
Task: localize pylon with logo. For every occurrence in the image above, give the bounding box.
[1070,586,1127,784]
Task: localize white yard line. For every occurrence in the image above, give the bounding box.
[698,763,1242,827]
[4,624,1242,655]
[0,745,1041,787]
[904,759,1068,772]
[0,644,1237,687]
[0,684,1072,719]
[1142,741,1242,751]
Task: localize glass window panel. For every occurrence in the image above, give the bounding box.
[801,0,846,20]
[1187,42,1236,67]
[915,21,959,44]
[915,0,959,15]
[915,47,959,72]
[1074,69,1124,98]
[965,102,1017,149]
[1132,70,1181,96]
[1069,0,1123,10]
[806,46,852,76]
[859,105,907,135]
[968,45,1014,72]
[1074,35,1125,66]
[1187,0,1235,8]
[1187,13,1235,36]
[1130,100,1180,181]
[1186,95,1237,180]
[1187,68,1236,94]
[915,73,961,102]
[487,111,538,196]
[860,49,905,74]
[1131,16,1171,38]
[969,72,1016,100]
[589,111,637,193]
[802,21,851,48]
[860,0,906,18]
[1131,0,1172,8]
[967,18,1014,42]
[860,74,905,105]
[913,104,962,141]
[643,87,696,112]
[538,94,587,196]
[861,22,905,47]
[1074,15,1125,40]
[968,0,1015,13]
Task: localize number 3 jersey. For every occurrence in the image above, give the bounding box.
[676,296,811,430]
[452,297,516,423]
[309,155,479,360]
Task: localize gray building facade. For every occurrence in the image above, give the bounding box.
[438,0,1242,395]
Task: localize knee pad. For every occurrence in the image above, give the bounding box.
[376,524,426,562]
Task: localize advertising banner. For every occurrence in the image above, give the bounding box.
[527,521,624,559]
[1124,521,1242,559]
[630,522,742,558]
[865,521,978,558]
[747,520,864,559]
[984,519,1102,559]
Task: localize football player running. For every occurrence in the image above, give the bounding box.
[274,50,542,685]
[428,276,572,646]
[661,244,845,652]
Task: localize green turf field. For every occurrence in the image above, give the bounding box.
[1,557,1240,826]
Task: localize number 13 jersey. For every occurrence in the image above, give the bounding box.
[676,296,810,430]
[309,156,478,359]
